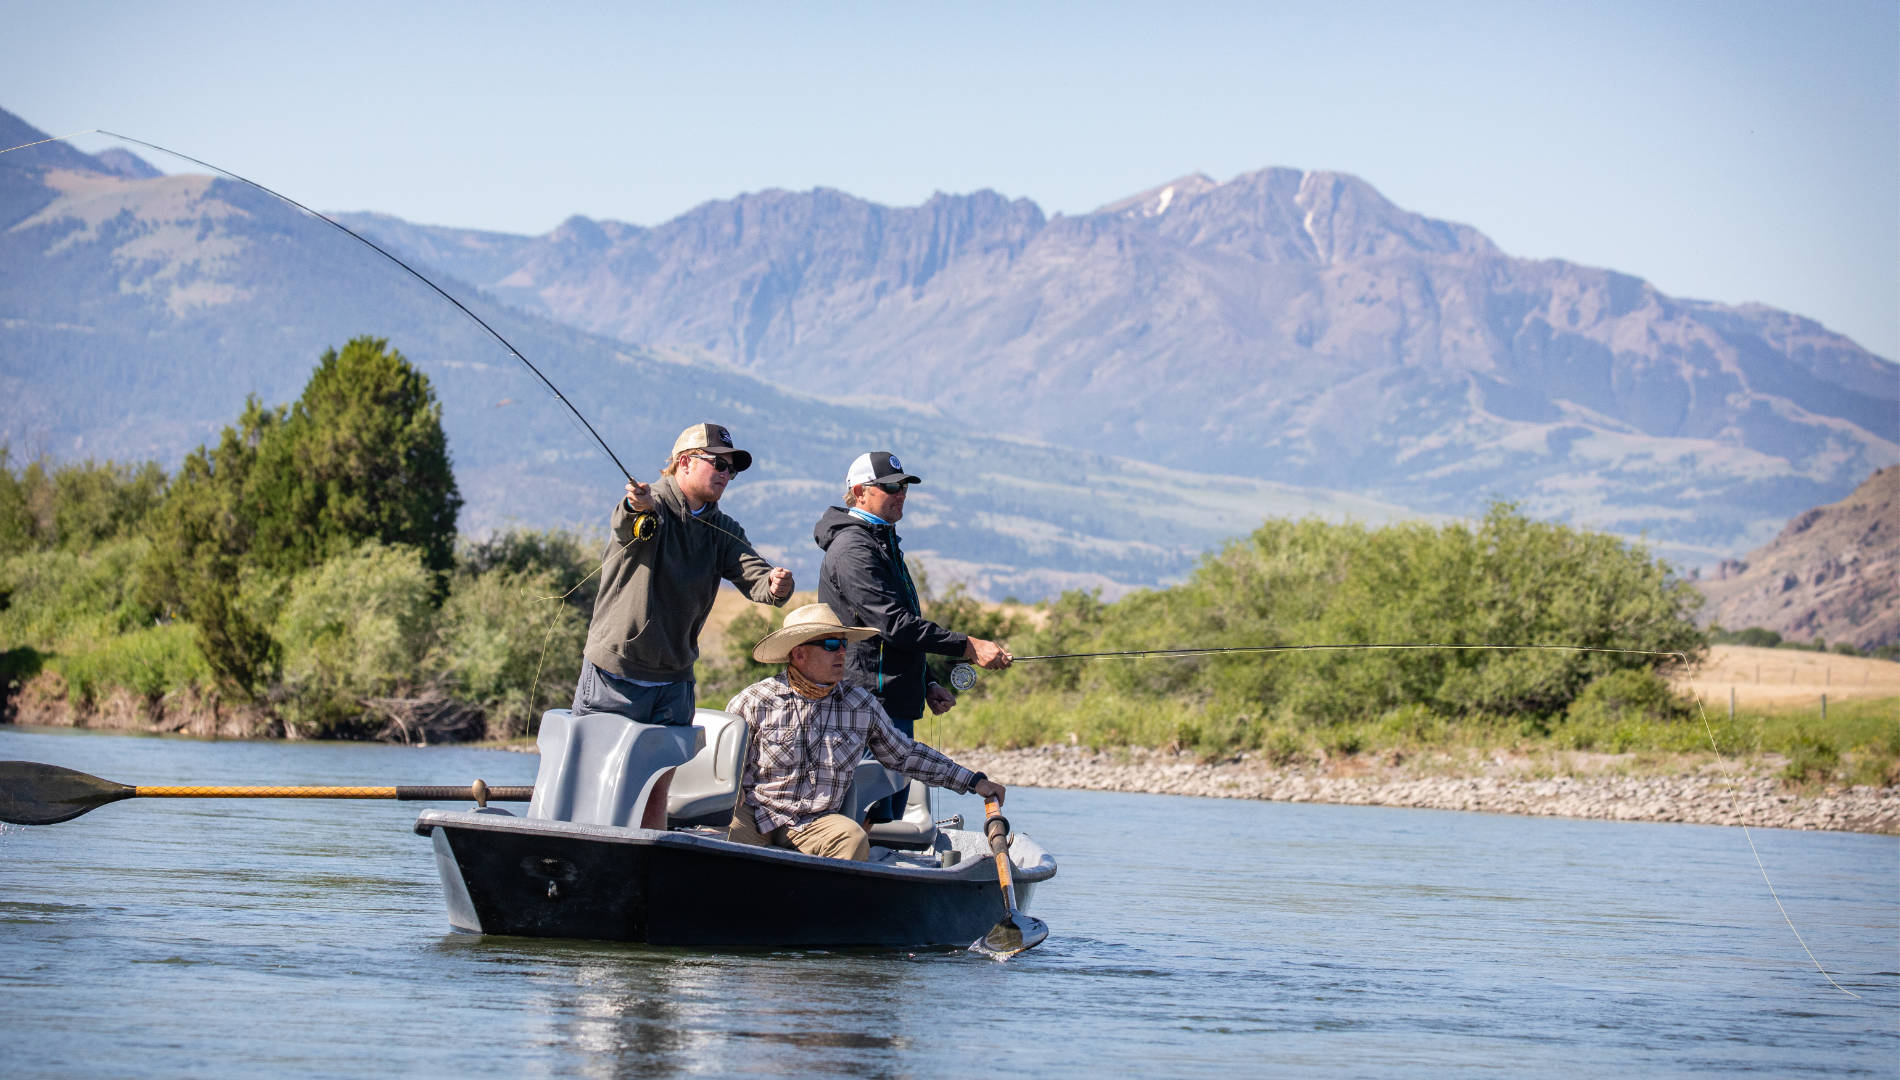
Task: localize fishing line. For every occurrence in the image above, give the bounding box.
[952,640,1866,997]
[1683,689,1862,998]
[947,642,1695,690]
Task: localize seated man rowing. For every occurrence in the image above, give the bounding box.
[725,603,1006,861]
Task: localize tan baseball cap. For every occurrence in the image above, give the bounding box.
[670,422,753,472]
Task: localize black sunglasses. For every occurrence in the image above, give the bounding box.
[870,481,909,495]
[814,637,847,652]
[690,453,736,474]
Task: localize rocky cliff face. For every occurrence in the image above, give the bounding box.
[1698,467,1899,648]
[339,166,1897,555]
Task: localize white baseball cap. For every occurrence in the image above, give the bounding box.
[845,451,921,489]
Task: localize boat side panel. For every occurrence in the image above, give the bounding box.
[430,827,484,933]
[443,826,651,941]
[438,825,1006,947]
[642,844,1002,948]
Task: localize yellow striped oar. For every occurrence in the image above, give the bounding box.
[0,761,531,826]
[969,797,1049,960]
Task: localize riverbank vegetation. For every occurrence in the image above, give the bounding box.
[891,516,1894,789]
[4,339,1893,789]
[1,338,591,740]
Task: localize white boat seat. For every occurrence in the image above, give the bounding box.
[666,709,750,827]
[526,709,703,828]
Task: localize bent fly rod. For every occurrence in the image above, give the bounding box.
[0,129,636,485]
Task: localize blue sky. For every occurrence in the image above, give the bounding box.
[6,0,1896,359]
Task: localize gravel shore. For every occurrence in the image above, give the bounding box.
[950,744,1900,835]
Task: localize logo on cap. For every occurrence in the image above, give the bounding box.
[716,427,732,446]
[888,455,902,472]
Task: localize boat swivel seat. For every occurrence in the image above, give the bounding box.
[665,709,751,828]
[840,762,940,850]
[866,779,940,850]
[526,709,704,829]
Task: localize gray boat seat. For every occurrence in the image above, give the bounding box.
[865,779,939,850]
[837,763,940,850]
[527,709,703,828]
[665,708,750,827]
[838,759,906,822]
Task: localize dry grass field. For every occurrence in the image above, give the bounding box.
[1672,644,1900,708]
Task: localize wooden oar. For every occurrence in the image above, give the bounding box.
[969,797,1049,960]
[0,761,531,826]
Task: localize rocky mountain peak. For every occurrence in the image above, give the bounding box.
[1698,467,1899,648]
[1092,172,1219,218]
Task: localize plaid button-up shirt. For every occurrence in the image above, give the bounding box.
[728,674,979,833]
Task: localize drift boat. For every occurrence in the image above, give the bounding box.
[416,708,1056,948]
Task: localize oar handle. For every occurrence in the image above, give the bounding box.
[983,798,1016,894]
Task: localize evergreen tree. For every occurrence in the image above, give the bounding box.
[0,446,39,557]
[140,398,283,694]
[140,337,461,697]
[247,337,461,578]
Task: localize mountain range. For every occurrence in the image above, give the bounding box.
[3,105,1895,597]
[0,109,1405,599]
[335,169,1897,555]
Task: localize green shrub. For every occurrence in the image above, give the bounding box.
[430,567,585,738]
[1780,733,1840,786]
[49,623,210,708]
[989,504,1703,741]
[1260,727,1307,766]
[458,527,603,617]
[1564,668,1694,726]
[275,542,438,736]
[0,448,166,557]
[0,539,161,646]
[1710,625,1783,648]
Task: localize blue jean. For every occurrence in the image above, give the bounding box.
[866,712,918,823]
[571,660,696,726]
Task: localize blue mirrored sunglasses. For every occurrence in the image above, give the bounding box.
[815,638,848,652]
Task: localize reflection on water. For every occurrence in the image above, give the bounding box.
[2,726,1895,1079]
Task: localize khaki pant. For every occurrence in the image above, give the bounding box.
[727,805,870,862]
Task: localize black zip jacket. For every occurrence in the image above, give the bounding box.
[814,506,968,723]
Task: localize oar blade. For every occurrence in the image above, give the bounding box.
[971,911,1049,961]
[0,761,135,825]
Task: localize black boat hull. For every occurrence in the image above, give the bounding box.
[417,810,1053,948]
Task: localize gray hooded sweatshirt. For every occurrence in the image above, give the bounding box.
[582,474,784,683]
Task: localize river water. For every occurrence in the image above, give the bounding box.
[1,726,1894,1078]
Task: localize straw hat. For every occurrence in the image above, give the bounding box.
[752,603,879,663]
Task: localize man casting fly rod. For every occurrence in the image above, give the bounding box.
[574,423,795,828]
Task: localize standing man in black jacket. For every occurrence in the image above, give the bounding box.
[815,451,1012,767]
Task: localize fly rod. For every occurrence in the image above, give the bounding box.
[0,129,636,485]
[946,642,1693,690]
